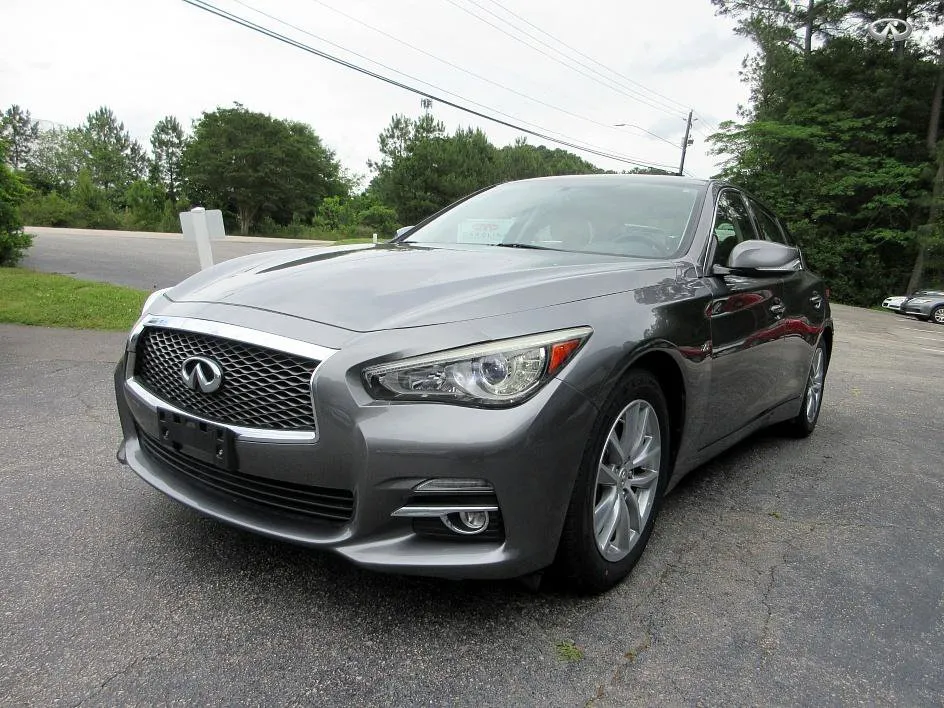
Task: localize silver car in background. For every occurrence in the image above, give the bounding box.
[900,290,944,324]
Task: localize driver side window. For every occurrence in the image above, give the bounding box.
[712,191,757,268]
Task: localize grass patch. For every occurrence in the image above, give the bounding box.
[0,268,147,330]
[333,237,383,245]
[555,640,585,662]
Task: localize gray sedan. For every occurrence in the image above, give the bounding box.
[113,175,833,593]
[900,290,944,324]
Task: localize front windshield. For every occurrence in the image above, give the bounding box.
[403,179,704,259]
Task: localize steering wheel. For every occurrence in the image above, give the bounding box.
[605,224,672,256]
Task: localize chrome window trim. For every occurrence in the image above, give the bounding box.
[125,378,318,443]
[125,315,338,443]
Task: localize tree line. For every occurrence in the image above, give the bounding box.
[0,102,605,243]
[708,0,944,305]
[6,0,941,303]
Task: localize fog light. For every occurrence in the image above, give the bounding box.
[440,510,491,535]
[459,510,489,531]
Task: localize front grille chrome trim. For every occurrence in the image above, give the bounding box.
[126,377,317,443]
[125,314,338,441]
[127,315,338,362]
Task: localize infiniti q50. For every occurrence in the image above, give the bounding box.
[113,175,832,593]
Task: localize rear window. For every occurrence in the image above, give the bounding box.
[404,180,705,259]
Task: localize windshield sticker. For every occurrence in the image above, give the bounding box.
[457,219,515,244]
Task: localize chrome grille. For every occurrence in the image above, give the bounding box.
[134,327,319,431]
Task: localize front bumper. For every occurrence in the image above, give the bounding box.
[114,319,599,580]
[901,302,933,318]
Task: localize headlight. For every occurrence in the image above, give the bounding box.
[141,287,170,315]
[363,327,592,407]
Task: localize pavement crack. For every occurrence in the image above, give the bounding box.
[69,651,165,707]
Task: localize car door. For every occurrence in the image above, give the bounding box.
[746,198,827,403]
[701,189,787,447]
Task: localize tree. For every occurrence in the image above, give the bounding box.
[23,127,83,194]
[0,142,32,266]
[0,105,39,170]
[181,105,347,234]
[76,107,147,205]
[150,116,185,203]
[710,1,854,54]
[369,114,603,225]
[708,22,941,304]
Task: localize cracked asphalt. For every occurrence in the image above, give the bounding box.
[1,305,942,705]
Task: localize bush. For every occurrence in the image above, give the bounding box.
[0,157,32,266]
[0,230,33,267]
[19,192,83,227]
[358,203,398,235]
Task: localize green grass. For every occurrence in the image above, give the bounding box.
[0,268,147,330]
[555,640,585,662]
[332,237,381,245]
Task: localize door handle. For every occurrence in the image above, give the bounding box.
[810,293,823,309]
[770,302,786,316]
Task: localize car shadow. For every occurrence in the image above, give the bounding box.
[126,425,792,622]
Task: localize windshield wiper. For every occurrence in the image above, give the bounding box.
[492,243,558,251]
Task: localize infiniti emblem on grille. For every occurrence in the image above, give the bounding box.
[181,356,224,393]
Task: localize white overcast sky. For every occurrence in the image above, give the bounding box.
[1,0,754,183]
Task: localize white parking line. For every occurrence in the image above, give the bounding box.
[911,335,944,342]
[919,347,944,354]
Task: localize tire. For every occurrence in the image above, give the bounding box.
[553,369,671,594]
[786,340,827,438]
[931,306,944,325]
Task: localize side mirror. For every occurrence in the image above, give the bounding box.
[394,225,415,240]
[716,239,800,276]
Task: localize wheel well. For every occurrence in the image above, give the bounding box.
[630,351,686,467]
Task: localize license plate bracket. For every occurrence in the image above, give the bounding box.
[156,409,236,470]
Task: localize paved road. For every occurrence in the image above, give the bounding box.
[22,227,328,291]
[1,306,942,705]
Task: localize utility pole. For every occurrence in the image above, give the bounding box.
[678,110,694,176]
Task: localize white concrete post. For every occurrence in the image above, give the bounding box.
[180,207,227,271]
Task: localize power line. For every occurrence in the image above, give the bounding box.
[444,0,689,119]
[478,0,692,116]
[693,112,720,133]
[613,122,681,150]
[181,0,678,171]
[227,0,567,141]
[305,0,681,152]
[229,0,678,164]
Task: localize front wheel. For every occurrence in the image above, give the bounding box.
[786,340,827,438]
[931,306,944,325]
[553,369,671,594]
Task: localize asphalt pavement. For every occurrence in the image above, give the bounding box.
[22,226,329,291]
[1,305,941,705]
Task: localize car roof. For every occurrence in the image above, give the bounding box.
[506,174,710,189]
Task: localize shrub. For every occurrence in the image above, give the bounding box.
[0,158,32,266]
[19,191,82,227]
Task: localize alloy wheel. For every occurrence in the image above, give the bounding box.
[805,347,825,423]
[592,399,661,562]
[933,307,944,325]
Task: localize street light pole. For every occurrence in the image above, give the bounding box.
[678,110,694,176]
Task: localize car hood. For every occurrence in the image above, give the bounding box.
[168,243,672,332]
